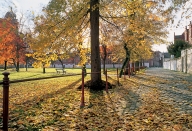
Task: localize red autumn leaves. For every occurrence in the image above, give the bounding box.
[0,18,26,66]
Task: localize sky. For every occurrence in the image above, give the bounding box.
[13,0,49,13]
[0,0,189,53]
[0,0,49,17]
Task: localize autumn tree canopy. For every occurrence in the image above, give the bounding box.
[26,0,189,89]
[0,12,26,71]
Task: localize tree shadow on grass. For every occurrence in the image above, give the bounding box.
[107,76,142,114]
[107,76,119,85]
[115,85,141,115]
[81,77,142,126]
[23,77,82,105]
[75,90,125,130]
[7,77,83,129]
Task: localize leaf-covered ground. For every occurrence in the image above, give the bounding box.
[0,68,192,130]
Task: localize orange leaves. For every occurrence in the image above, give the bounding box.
[0,19,16,63]
[0,18,26,65]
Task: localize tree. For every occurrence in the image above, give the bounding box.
[78,42,89,66]
[27,52,57,73]
[90,0,102,90]
[26,29,58,73]
[0,16,26,71]
[100,44,107,74]
[29,0,186,90]
[119,43,130,78]
[167,40,192,58]
[0,18,16,70]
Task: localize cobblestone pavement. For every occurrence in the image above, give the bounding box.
[106,67,192,130]
[132,68,192,115]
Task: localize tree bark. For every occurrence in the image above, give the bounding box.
[119,44,130,78]
[26,57,28,71]
[43,63,46,73]
[16,42,19,72]
[58,57,64,69]
[11,58,17,71]
[4,61,7,70]
[102,44,107,74]
[16,61,19,72]
[90,0,102,90]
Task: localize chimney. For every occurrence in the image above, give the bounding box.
[185,26,188,41]
[190,21,192,44]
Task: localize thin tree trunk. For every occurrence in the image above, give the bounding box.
[43,63,46,73]
[11,58,17,71]
[102,44,107,74]
[16,42,19,72]
[119,43,130,78]
[90,0,101,90]
[58,57,64,68]
[113,63,115,68]
[103,59,106,74]
[26,57,28,71]
[4,61,7,70]
[43,67,45,73]
[143,59,144,67]
[16,61,19,72]
[119,58,129,78]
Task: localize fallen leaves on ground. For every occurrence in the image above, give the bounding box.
[0,70,191,130]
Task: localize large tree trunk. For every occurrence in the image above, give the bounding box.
[90,0,101,90]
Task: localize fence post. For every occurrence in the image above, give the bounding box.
[117,68,119,85]
[80,70,85,108]
[2,72,10,131]
[105,69,108,93]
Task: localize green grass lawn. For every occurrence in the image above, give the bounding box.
[0,68,92,82]
[0,67,120,82]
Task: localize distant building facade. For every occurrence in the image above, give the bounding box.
[174,21,192,44]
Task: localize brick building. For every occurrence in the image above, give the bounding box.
[174,21,192,44]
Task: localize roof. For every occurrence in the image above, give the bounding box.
[163,52,171,58]
[5,10,16,20]
[174,35,184,40]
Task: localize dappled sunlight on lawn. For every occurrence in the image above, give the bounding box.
[0,68,192,130]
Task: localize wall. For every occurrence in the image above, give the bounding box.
[50,63,150,69]
[163,48,192,74]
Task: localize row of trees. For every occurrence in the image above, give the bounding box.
[27,0,183,90]
[1,0,190,90]
[0,13,27,71]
